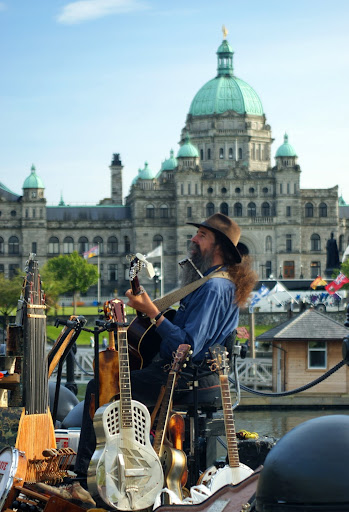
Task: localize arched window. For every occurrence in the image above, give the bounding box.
[219,148,224,159]
[206,202,215,216]
[200,149,204,160]
[146,204,155,218]
[220,203,228,215]
[265,236,272,252]
[0,237,3,254]
[311,234,321,251]
[207,148,211,160]
[93,236,104,255]
[48,236,59,255]
[247,202,256,217]
[339,234,344,252]
[124,236,130,253]
[234,203,242,217]
[78,237,88,255]
[107,236,118,254]
[9,236,19,255]
[153,234,163,250]
[261,202,270,216]
[238,148,242,160]
[160,204,169,218]
[305,203,314,218]
[319,202,327,217]
[228,148,233,159]
[63,236,74,254]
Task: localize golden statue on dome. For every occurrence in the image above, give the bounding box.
[222,25,228,39]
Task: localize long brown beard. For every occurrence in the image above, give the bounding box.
[180,242,215,286]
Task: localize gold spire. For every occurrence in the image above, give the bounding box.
[222,25,228,39]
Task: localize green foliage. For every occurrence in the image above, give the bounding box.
[0,273,23,319]
[340,259,349,290]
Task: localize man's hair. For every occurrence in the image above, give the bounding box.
[215,233,258,307]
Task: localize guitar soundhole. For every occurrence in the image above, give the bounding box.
[106,406,120,436]
[133,405,147,446]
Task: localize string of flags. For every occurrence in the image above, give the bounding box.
[83,245,99,259]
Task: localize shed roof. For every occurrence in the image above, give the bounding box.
[256,308,349,342]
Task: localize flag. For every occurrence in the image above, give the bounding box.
[325,273,349,295]
[342,244,349,263]
[83,245,99,259]
[310,276,327,290]
[250,284,270,307]
[146,245,162,258]
[270,281,289,294]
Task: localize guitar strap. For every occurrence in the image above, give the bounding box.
[153,269,230,312]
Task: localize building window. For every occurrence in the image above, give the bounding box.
[32,209,36,218]
[286,206,291,217]
[0,237,3,254]
[310,261,321,279]
[266,261,272,279]
[280,184,283,194]
[146,204,155,218]
[286,234,292,252]
[339,234,344,252]
[187,206,192,218]
[200,149,204,160]
[249,187,255,194]
[265,236,272,252]
[311,234,321,251]
[319,203,327,217]
[238,148,242,160]
[287,183,290,194]
[206,203,215,216]
[187,235,192,250]
[78,237,88,255]
[219,148,224,159]
[0,264,4,274]
[108,264,118,282]
[207,148,211,160]
[25,209,29,218]
[9,236,19,255]
[262,187,268,194]
[9,264,20,278]
[93,236,103,255]
[188,184,191,195]
[195,183,198,195]
[228,148,233,159]
[235,187,241,194]
[220,203,228,215]
[284,261,295,278]
[11,210,16,217]
[124,236,130,253]
[153,234,163,251]
[63,237,74,254]
[247,202,256,217]
[207,187,213,194]
[308,341,326,369]
[262,202,270,216]
[305,203,314,217]
[32,242,37,254]
[160,204,169,218]
[48,236,59,255]
[221,187,227,194]
[234,203,242,217]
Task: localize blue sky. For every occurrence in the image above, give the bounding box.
[1,0,349,205]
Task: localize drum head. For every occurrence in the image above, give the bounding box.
[0,446,18,509]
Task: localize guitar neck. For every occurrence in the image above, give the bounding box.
[118,328,133,429]
[153,372,176,455]
[220,374,239,468]
[108,330,116,350]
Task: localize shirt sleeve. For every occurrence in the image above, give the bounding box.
[156,279,236,360]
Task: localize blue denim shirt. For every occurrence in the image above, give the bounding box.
[156,267,239,362]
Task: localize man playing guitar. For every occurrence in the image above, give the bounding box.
[75,213,257,479]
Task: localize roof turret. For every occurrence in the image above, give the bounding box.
[275,133,298,158]
[131,162,156,185]
[177,134,199,158]
[161,149,178,171]
[23,164,45,189]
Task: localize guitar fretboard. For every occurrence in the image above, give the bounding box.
[220,374,239,468]
[118,329,133,429]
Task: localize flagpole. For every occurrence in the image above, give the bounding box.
[97,243,100,305]
[160,242,164,297]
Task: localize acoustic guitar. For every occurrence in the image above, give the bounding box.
[88,298,163,511]
[127,253,175,369]
[199,344,253,492]
[153,344,191,501]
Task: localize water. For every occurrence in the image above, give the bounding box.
[233,408,349,439]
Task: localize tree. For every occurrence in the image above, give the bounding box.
[42,252,99,314]
[0,273,23,334]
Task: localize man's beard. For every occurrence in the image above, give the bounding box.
[180,242,215,286]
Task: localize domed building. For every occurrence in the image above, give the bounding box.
[0,33,348,296]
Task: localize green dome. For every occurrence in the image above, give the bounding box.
[188,38,264,116]
[23,164,44,189]
[131,162,156,185]
[177,134,199,158]
[275,133,298,158]
[161,149,178,171]
[339,195,347,206]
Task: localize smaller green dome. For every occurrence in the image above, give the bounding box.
[161,149,178,171]
[339,195,347,206]
[275,133,298,158]
[177,134,199,158]
[23,164,45,189]
[131,162,156,185]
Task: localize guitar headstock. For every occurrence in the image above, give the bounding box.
[171,344,192,373]
[128,253,155,295]
[209,344,229,375]
[104,298,127,325]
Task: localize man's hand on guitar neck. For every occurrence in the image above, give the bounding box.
[125,288,165,327]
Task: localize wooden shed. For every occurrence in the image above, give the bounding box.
[256,309,349,394]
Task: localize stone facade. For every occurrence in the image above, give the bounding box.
[0,37,348,298]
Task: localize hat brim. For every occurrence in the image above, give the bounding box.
[187,221,242,263]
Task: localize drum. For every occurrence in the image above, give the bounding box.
[0,446,26,510]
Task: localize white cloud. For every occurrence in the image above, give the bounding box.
[57,0,149,25]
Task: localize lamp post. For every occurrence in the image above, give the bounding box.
[153,267,161,299]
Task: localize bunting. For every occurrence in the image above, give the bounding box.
[325,273,349,295]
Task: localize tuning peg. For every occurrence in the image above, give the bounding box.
[183,363,187,368]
